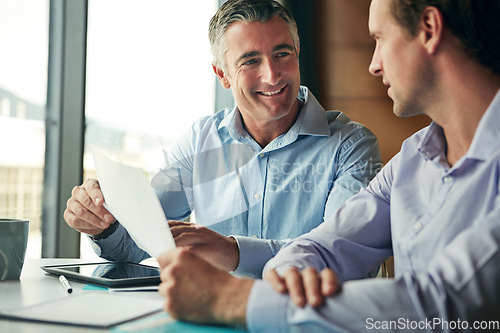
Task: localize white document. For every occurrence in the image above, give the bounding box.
[0,292,164,328]
[92,148,176,259]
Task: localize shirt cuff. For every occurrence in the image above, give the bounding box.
[232,236,275,278]
[247,280,288,332]
[88,224,127,257]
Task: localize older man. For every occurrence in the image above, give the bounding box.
[64,0,380,278]
[157,0,500,331]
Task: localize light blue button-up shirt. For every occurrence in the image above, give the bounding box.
[248,90,500,332]
[92,86,381,277]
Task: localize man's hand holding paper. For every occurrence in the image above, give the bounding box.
[91,148,176,260]
[64,178,116,236]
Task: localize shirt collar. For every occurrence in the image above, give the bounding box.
[294,86,331,137]
[218,86,330,143]
[466,88,500,161]
[418,122,446,162]
[217,102,245,146]
[419,88,500,163]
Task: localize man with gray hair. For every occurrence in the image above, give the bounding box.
[64,0,380,279]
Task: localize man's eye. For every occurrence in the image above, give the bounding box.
[275,52,290,58]
[243,59,258,66]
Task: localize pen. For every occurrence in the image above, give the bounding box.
[59,275,73,294]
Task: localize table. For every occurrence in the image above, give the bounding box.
[0,259,246,332]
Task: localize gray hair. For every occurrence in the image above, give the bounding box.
[209,0,300,72]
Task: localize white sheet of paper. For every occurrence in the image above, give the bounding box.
[0,292,164,328]
[92,148,176,259]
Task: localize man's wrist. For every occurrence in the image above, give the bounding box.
[90,221,119,241]
[213,276,254,326]
[227,236,240,272]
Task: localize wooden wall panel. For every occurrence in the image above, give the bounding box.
[328,98,430,162]
[316,0,430,163]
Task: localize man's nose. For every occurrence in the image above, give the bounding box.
[261,58,281,85]
[368,51,382,76]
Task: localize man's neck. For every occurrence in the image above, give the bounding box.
[241,101,303,148]
[432,64,500,166]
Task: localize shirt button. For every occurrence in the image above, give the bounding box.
[413,221,422,231]
[254,193,261,200]
[443,176,453,183]
[259,153,264,158]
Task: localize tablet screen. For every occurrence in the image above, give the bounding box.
[41,262,161,287]
[59,263,159,279]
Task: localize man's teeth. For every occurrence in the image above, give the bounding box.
[261,88,282,96]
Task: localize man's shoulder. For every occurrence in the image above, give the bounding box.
[325,111,376,140]
[400,124,433,151]
[190,108,234,132]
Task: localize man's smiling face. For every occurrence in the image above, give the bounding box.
[216,16,301,128]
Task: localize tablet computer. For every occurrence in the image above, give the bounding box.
[41,262,161,287]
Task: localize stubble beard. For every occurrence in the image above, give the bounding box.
[392,64,436,118]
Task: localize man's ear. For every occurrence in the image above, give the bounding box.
[213,64,231,89]
[419,6,444,54]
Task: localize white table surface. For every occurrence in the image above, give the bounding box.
[0,258,165,333]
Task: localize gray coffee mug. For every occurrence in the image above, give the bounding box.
[0,219,29,281]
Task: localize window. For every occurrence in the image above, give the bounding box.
[81,0,218,258]
[0,0,222,259]
[0,0,49,259]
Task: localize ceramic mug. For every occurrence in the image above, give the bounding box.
[0,218,29,281]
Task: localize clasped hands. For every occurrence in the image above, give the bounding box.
[157,248,340,326]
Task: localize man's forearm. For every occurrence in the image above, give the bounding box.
[212,277,254,326]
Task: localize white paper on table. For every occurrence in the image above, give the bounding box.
[92,147,176,259]
[0,292,164,328]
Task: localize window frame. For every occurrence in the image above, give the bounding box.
[42,0,87,258]
[42,0,320,258]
